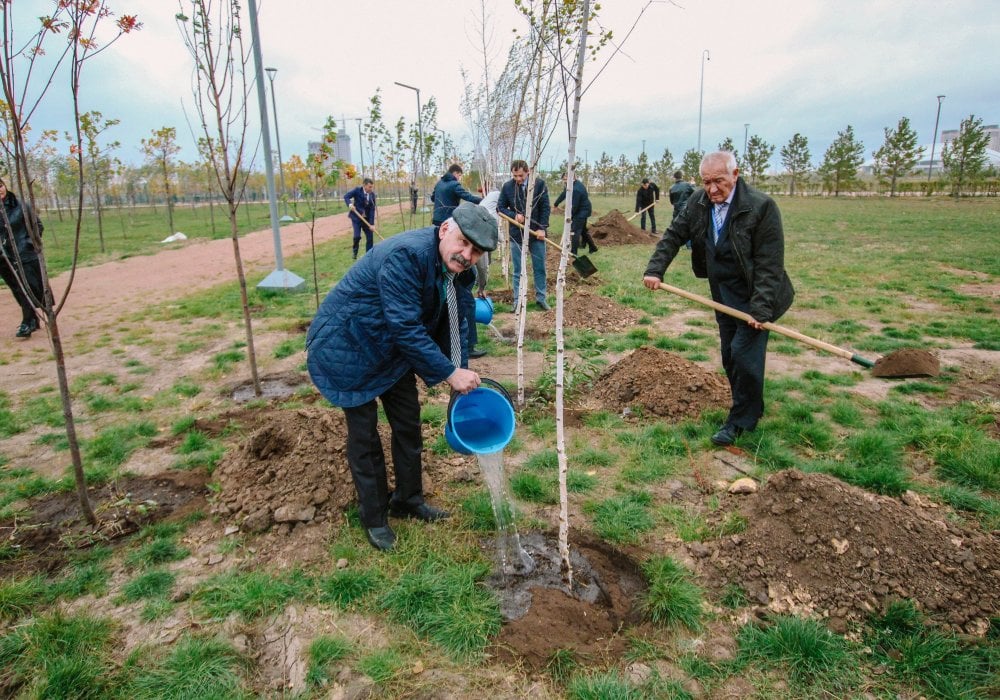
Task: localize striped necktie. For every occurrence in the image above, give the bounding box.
[444,272,461,367]
[713,203,728,243]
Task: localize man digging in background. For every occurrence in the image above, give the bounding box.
[642,151,794,447]
[307,205,498,551]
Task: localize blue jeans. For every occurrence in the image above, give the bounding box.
[511,237,547,304]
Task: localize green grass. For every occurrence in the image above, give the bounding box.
[306,635,353,687]
[566,670,647,699]
[356,647,407,684]
[119,569,177,602]
[193,569,312,622]
[736,615,858,691]
[459,490,516,531]
[640,556,703,630]
[85,420,158,470]
[0,575,47,621]
[127,633,250,699]
[317,568,384,609]
[0,612,117,698]
[379,557,501,660]
[866,600,999,698]
[126,537,191,569]
[587,492,655,544]
[510,471,557,504]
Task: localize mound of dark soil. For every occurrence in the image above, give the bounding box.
[589,209,658,246]
[491,533,646,670]
[591,346,730,420]
[214,408,357,533]
[704,470,1000,635]
[535,290,643,332]
[872,348,940,378]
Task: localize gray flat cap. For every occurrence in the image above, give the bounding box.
[451,202,498,252]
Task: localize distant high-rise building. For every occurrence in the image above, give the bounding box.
[308,128,352,165]
[941,124,1000,151]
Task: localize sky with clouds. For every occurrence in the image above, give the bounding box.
[18,0,1000,173]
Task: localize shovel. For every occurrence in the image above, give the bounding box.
[352,209,385,241]
[654,281,878,368]
[656,282,940,378]
[498,212,598,278]
[626,201,656,222]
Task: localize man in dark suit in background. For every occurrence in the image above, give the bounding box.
[344,178,377,259]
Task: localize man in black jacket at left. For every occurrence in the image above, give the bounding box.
[643,151,794,447]
[432,164,481,230]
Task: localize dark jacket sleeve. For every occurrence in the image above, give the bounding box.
[496,182,515,222]
[533,180,550,229]
[644,199,696,279]
[746,197,787,322]
[652,183,660,200]
[553,189,566,208]
[454,182,483,206]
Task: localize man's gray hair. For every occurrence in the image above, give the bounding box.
[701,150,738,172]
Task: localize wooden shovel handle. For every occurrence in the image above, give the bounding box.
[626,201,656,222]
[497,212,575,257]
[352,209,385,240]
[655,282,875,368]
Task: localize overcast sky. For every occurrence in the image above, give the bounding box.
[20,0,1000,173]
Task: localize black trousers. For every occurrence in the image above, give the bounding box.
[342,372,424,528]
[0,254,43,324]
[715,312,768,431]
[640,208,657,232]
[569,218,596,255]
[350,218,374,257]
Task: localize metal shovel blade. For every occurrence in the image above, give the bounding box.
[571,254,598,278]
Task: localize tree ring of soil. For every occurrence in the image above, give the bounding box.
[488,532,647,671]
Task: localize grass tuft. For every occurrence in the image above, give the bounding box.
[317,568,384,609]
[306,635,353,686]
[640,556,703,631]
[736,615,857,689]
[127,634,248,699]
[194,569,311,621]
[587,492,654,544]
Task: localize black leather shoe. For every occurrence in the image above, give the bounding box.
[535,300,551,311]
[389,502,450,522]
[589,246,599,253]
[468,347,487,359]
[710,423,744,446]
[365,525,396,551]
[15,318,38,338]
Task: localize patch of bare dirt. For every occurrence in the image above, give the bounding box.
[588,209,659,246]
[0,471,208,577]
[588,346,731,420]
[702,470,1000,635]
[534,290,643,333]
[492,534,645,671]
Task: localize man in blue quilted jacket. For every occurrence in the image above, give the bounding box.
[307,204,498,551]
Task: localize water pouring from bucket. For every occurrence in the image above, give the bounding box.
[445,378,533,574]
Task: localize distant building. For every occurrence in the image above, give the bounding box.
[941,124,1000,152]
[308,128,352,166]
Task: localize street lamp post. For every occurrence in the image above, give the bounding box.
[928,94,946,181]
[432,126,447,172]
[394,81,425,224]
[697,49,710,153]
[264,67,289,218]
[354,118,365,179]
[247,0,303,291]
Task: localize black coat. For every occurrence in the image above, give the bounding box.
[0,192,43,263]
[645,178,794,323]
[497,177,550,245]
[635,182,660,210]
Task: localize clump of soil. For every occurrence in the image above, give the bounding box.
[213,407,357,532]
[872,348,941,378]
[491,533,646,670]
[536,290,643,332]
[590,346,730,420]
[703,470,1000,635]
[589,209,658,246]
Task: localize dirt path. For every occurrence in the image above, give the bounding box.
[0,213,353,344]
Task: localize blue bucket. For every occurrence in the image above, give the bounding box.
[474,297,494,325]
[445,378,515,455]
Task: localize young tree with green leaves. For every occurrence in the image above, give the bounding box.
[652,147,675,186]
[872,117,923,197]
[635,150,650,181]
[681,148,703,182]
[0,1,141,525]
[140,126,180,235]
[718,136,739,168]
[176,0,262,397]
[941,114,991,197]
[780,132,811,195]
[78,111,120,251]
[818,125,864,196]
[744,134,775,185]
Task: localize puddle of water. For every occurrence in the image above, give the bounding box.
[231,378,300,402]
[476,451,534,577]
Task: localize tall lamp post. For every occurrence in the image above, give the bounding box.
[354,118,365,179]
[928,94,945,181]
[394,81,425,225]
[247,0,303,291]
[432,126,447,173]
[697,49,710,153]
[743,123,750,167]
[264,67,289,219]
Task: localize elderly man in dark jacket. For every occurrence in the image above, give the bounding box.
[307,204,497,551]
[643,151,794,446]
[431,164,482,229]
[553,172,597,255]
[497,159,551,310]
